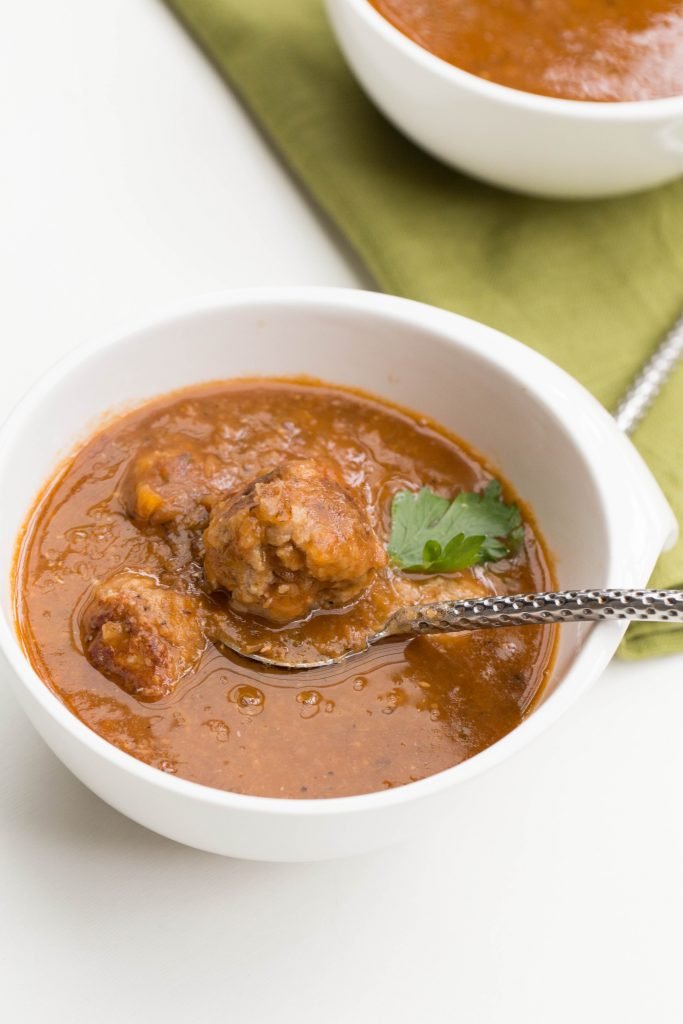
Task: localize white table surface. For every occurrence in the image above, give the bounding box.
[2,3,683,1022]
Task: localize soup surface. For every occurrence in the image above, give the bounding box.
[370,0,683,101]
[15,379,555,798]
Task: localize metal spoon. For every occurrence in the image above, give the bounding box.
[217,589,683,669]
[218,313,683,670]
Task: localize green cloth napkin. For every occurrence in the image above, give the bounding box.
[166,0,683,658]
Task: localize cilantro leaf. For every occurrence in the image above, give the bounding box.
[388,480,523,573]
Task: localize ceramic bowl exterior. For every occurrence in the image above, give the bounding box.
[0,289,675,859]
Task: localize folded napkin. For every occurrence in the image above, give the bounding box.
[166,0,683,657]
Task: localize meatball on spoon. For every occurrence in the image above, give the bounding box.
[202,462,683,669]
[203,459,386,624]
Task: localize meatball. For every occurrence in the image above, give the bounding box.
[81,572,206,701]
[203,459,387,624]
[121,447,234,530]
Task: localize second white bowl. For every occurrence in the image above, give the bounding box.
[326,0,683,199]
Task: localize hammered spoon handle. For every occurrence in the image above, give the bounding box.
[379,589,683,639]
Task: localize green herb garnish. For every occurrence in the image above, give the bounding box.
[388,480,524,573]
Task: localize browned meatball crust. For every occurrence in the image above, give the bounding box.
[203,459,387,624]
[81,572,206,701]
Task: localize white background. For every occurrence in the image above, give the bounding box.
[2,2,683,1021]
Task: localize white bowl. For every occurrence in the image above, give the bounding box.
[0,288,676,860]
[325,0,683,198]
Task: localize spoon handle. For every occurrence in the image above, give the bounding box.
[383,589,683,637]
[613,311,683,434]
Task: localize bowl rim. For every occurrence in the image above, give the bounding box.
[332,0,683,120]
[0,286,672,819]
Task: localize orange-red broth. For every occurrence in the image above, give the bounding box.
[15,380,556,798]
